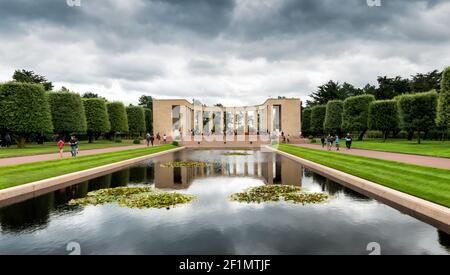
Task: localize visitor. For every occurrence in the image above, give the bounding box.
[335,134,340,151]
[4,133,11,148]
[69,136,78,157]
[163,134,167,144]
[345,133,353,150]
[320,135,325,148]
[57,139,65,159]
[287,134,290,144]
[156,133,161,144]
[149,133,154,146]
[146,133,151,147]
[327,134,332,151]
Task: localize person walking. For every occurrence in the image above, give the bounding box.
[345,133,353,150]
[335,134,340,151]
[57,139,65,159]
[150,133,155,146]
[146,133,151,147]
[327,134,332,151]
[156,133,161,144]
[69,136,78,157]
[320,135,325,148]
[4,133,11,148]
[163,134,167,144]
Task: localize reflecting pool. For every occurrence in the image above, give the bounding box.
[0,149,448,255]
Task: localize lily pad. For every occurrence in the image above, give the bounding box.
[160,161,211,168]
[230,185,332,205]
[68,186,196,209]
[222,152,252,156]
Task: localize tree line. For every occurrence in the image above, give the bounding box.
[302,67,450,143]
[0,70,155,147]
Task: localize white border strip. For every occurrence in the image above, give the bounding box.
[0,146,185,202]
[266,145,450,230]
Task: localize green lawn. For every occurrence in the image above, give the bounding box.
[0,140,136,159]
[275,144,450,208]
[0,144,176,190]
[351,139,450,158]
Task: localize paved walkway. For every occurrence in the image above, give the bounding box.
[0,145,149,167]
[295,144,450,170]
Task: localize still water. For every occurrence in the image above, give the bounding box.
[0,149,448,255]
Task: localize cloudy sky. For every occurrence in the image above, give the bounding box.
[0,0,449,106]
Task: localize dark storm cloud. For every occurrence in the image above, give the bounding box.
[0,0,449,105]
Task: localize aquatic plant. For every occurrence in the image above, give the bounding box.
[160,161,211,168]
[230,185,331,205]
[68,186,196,209]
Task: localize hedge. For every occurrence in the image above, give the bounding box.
[368,100,399,140]
[342,94,375,140]
[436,67,450,139]
[83,98,111,143]
[310,105,326,135]
[323,100,343,134]
[106,102,129,135]
[301,108,311,136]
[126,106,146,138]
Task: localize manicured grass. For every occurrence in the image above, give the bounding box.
[276,144,450,208]
[351,139,450,158]
[0,144,176,190]
[0,140,136,159]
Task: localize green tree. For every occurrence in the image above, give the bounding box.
[301,108,311,136]
[369,76,411,100]
[410,70,442,93]
[47,90,87,139]
[106,102,129,136]
[82,92,107,101]
[0,82,53,147]
[436,67,450,140]
[397,91,438,144]
[342,95,375,140]
[12,69,53,91]
[368,100,399,141]
[323,100,344,134]
[138,95,153,109]
[83,98,111,143]
[126,106,146,138]
[310,105,327,135]
[143,108,153,134]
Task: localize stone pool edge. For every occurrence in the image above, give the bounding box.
[265,145,450,233]
[0,146,185,204]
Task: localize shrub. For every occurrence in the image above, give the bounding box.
[301,108,311,136]
[310,105,326,135]
[133,138,141,144]
[309,138,317,144]
[342,95,375,140]
[172,141,179,146]
[126,106,146,138]
[397,90,438,144]
[436,67,450,140]
[144,108,153,134]
[47,90,87,139]
[0,82,53,147]
[368,100,399,140]
[323,100,343,134]
[83,98,111,143]
[107,102,129,136]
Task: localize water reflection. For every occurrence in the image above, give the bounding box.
[0,149,448,254]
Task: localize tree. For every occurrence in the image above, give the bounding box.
[340,82,364,97]
[144,108,153,134]
[369,76,411,100]
[301,108,311,136]
[47,90,87,139]
[410,70,442,93]
[342,95,375,140]
[126,106,146,138]
[323,100,344,134]
[83,98,111,143]
[368,100,399,141]
[310,105,327,135]
[106,102,129,136]
[12,69,53,91]
[0,82,53,147]
[397,91,438,144]
[82,92,107,101]
[308,81,346,106]
[138,95,153,109]
[436,67,450,140]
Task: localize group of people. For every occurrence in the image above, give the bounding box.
[320,133,353,151]
[0,134,11,148]
[57,136,79,159]
[145,133,167,147]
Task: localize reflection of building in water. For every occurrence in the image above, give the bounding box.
[154,154,302,189]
